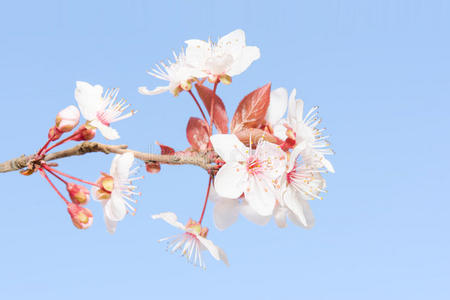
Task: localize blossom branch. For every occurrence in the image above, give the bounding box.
[0,141,217,173]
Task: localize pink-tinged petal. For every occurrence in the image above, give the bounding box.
[197,236,229,266]
[74,81,104,121]
[214,162,247,199]
[104,192,127,221]
[90,120,120,140]
[239,201,271,226]
[213,197,240,231]
[152,212,186,231]
[210,134,247,163]
[257,141,287,179]
[138,85,170,96]
[266,87,288,125]
[227,46,261,77]
[244,175,276,216]
[273,205,288,228]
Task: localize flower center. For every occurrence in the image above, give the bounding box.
[246,156,263,175]
[96,111,110,126]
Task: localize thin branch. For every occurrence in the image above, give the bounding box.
[0,141,216,173]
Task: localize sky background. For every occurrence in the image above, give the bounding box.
[0,0,449,299]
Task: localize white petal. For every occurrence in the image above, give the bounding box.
[210,134,247,163]
[197,236,229,266]
[110,152,134,181]
[213,198,240,231]
[152,212,186,231]
[322,157,335,173]
[185,39,211,66]
[288,142,306,171]
[74,81,103,120]
[287,88,298,126]
[272,121,288,140]
[104,213,118,234]
[214,162,247,199]
[273,205,288,228]
[227,46,261,76]
[284,187,311,227]
[90,119,120,140]
[138,85,170,96]
[266,87,288,125]
[104,192,127,221]
[288,200,315,229]
[244,175,276,216]
[239,201,271,226]
[218,29,246,49]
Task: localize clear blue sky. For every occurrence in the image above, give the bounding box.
[0,1,449,299]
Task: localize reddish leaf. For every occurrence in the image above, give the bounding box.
[234,128,281,148]
[155,141,175,155]
[186,117,210,152]
[145,162,161,174]
[195,84,229,134]
[230,83,271,133]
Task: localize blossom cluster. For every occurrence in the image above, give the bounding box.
[23,29,333,270]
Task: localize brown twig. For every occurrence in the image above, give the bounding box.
[0,141,216,173]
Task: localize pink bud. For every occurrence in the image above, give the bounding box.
[145,162,161,174]
[67,203,93,230]
[72,124,96,141]
[48,126,63,141]
[66,183,90,205]
[55,105,80,132]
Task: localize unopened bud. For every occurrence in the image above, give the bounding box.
[145,162,161,174]
[55,105,80,132]
[66,182,90,205]
[219,74,232,85]
[67,203,93,230]
[72,124,96,141]
[48,126,63,141]
[95,173,114,200]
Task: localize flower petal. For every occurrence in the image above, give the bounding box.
[110,152,134,182]
[210,134,247,163]
[239,201,271,226]
[266,87,288,125]
[213,197,240,231]
[74,81,103,121]
[227,46,261,77]
[104,213,118,234]
[197,235,229,266]
[138,86,170,96]
[284,186,314,228]
[152,212,186,231]
[288,200,315,229]
[185,39,211,66]
[90,119,120,140]
[104,191,127,221]
[244,175,276,216]
[273,205,288,228]
[287,88,298,126]
[257,141,287,179]
[214,162,247,199]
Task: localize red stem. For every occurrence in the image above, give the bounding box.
[198,175,212,224]
[39,169,69,204]
[37,133,55,156]
[188,90,208,124]
[209,81,219,134]
[43,164,99,187]
[44,131,79,154]
[44,167,68,185]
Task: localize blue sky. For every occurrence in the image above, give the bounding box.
[0,0,449,299]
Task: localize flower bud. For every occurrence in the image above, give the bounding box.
[48,126,63,141]
[67,203,93,229]
[55,105,80,132]
[145,162,161,174]
[66,182,90,205]
[95,173,114,200]
[72,124,96,141]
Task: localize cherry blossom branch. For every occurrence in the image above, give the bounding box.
[0,141,217,174]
